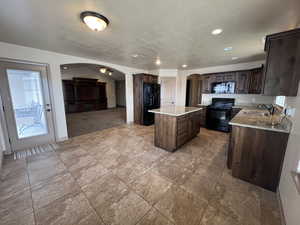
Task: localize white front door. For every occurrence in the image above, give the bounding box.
[0,60,55,151]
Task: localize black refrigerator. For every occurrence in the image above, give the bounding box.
[143,83,160,125]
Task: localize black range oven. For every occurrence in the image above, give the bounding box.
[206,98,235,132]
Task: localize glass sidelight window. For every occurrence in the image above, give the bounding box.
[6,69,48,139]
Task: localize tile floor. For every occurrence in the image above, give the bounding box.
[0,125,282,225]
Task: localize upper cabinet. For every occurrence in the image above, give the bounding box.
[199,67,263,94]
[201,75,212,93]
[263,28,300,96]
[248,68,263,94]
[236,71,250,94]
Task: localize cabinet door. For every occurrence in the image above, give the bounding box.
[213,74,225,83]
[236,71,250,94]
[202,76,211,93]
[224,73,236,82]
[264,35,300,96]
[248,68,263,94]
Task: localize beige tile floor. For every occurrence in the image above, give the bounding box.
[0,125,282,225]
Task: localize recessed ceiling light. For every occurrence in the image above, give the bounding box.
[156,58,161,65]
[212,28,223,35]
[62,66,68,70]
[182,64,188,68]
[100,68,107,73]
[232,57,239,60]
[108,72,112,76]
[80,11,109,31]
[224,47,233,51]
[132,54,139,58]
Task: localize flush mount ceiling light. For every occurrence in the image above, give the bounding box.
[224,47,233,51]
[182,64,188,68]
[156,58,161,65]
[108,71,112,76]
[80,11,109,31]
[62,66,68,70]
[212,28,223,35]
[100,68,107,73]
[232,57,239,60]
[132,54,139,58]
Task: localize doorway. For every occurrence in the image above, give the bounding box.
[160,77,176,106]
[60,63,126,138]
[0,60,55,152]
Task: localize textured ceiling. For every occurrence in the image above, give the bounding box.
[60,63,125,80]
[0,0,299,70]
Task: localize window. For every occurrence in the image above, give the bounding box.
[275,96,286,107]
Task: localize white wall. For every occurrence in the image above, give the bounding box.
[279,83,300,225]
[61,67,117,108]
[201,94,275,105]
[0,42,145,149]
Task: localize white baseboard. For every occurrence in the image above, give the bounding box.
[277,191,287,225]
[56,136,68,142]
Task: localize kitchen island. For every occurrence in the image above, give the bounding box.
[149,106,202,152]
[228,108,291,191]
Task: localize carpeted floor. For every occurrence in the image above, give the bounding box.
[66,107,126,137]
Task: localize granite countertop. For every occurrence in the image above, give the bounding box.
[149,106,202,116]
[229,108,292,133]
[197,103,258,109]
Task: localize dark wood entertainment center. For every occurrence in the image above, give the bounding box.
[62,78,107,113]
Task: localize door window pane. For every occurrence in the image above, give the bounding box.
[7,69,48,139]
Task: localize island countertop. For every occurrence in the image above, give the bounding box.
[149,106,202,116]
[229,108,292,133]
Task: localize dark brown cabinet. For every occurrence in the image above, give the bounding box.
[236,71,250,94]
[154,111,201,152]
[199,106,206,127]
[133,73,159,125]
[263,28,300,96]
[248,68,263,94]
[186,75,201,107]
[201,75,211,93]
[228,125,289,192]
[62,78,107,113]
[199,67,263,94]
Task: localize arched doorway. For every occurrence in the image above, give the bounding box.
[60,63,126,137]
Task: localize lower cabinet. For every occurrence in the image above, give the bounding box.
[154,111,201,152]
[228,126,289,192]
[199,106,207,127]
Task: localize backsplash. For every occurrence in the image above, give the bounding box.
[201,94,275,105]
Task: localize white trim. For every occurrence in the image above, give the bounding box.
[0,58,56,153]
[56,136,68,142]
[0,94,12,154]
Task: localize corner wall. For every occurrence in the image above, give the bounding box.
[279,83,300,225]
[0,41,145,148]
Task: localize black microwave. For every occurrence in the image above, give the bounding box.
[211,81,236,94]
